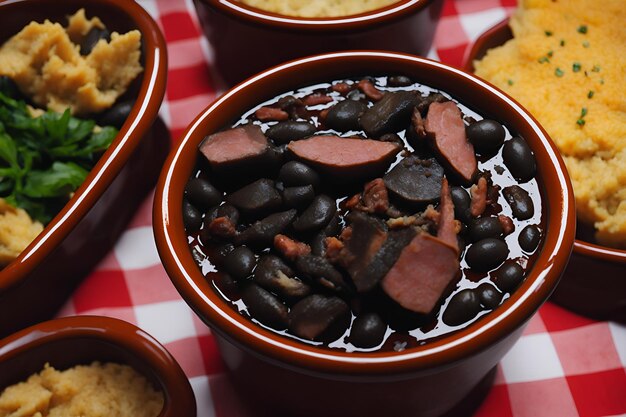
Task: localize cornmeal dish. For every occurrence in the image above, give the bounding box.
[0,362,163,417]
[474,0,626,247]
[238,0,398,18]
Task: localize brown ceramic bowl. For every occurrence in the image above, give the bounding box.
[0,0,169,338]
[154,51,576,417]
[464,19,626,322]
[193,0,444,86]
[0,316,196,416]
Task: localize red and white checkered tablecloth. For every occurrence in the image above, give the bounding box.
[55,1,626,416]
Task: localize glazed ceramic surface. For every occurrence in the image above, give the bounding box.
[154,51,575,417]
[0,316,196,417]
[193,0,443,86]
[464,20,626,322]
[0,0,169,338]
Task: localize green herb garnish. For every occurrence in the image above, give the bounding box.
[547,50,554,57]
[545,30,553,36]
[582,41,590,48]
[538,56,550,64]
[555,68,564,77]
[592,65,601,72]
[572,62,581,72]
[576,107,588,126]
[507,79,514,86]
[0,91,117,223]
[560,39,566,47]
[577,25,588,34]
[588,90,594,99]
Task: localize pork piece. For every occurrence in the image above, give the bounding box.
[255,106,289,121]
[469,176,488,217]
[199,125,270,171]
[360,91,420,138]
[415,93,447,116]
[274,234,311,260]
[412,108,426,138]
[383,156,444,207]
[226,179,282,218]
[335,212,388,292]
[346,178,389,214]
[254,255,310,301]
[437,178,458,252]
[358,79,384,101]
[207,216,237,240]
[381,233,460,314]
[425,101,477,184]
[287,135,401,181]
[236,210,297,246]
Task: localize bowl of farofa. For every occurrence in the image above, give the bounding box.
[0,316,196,417]
[193,0,444,86]
[154,51,575,417]
[0,0,169,338]
[465,0,626,322]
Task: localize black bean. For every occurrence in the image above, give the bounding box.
[254,255,310,301]
[348,313,387,348]
[185,178,222,210]
[266,121,316,144]
[278,161,320,188]
[210,243,235,266]
[294,255,346,292]
[476,283,503,310]
[465,238,509,272]
[491,260,525,293]
[80,26,111,55]
[237,210,297,246]
[519,225,542,252]
[443,289,482,326]
[214,272,239,299]
[469,217,503,242]
[292,195,336,233]
[182,200,202,231]
[282,185,315,209]
[388,75,413,87]
[98,100,133,129]
[466,119,506,156]
[226,179,282,218]
[242,284,288,330]
[502,136,537,182]
[223,246,256,280]
[502,185,534,220]
[325,99,368,132]
[450,186,472,222]
[289,294,351,342]
[0,75,20,99]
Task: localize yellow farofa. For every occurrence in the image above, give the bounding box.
[0,9,142,116]
[0,362,163,417]
[239,0,399,17]
[0,199,43,267]
[474,0,626,248]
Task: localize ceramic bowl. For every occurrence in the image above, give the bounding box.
[193,0,444,86]
[464,19,626,322]
[0,316,196,417]
[0,0,169,338]
[154,51,576,417]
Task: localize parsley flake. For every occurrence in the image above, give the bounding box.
[555,68,564,77]
[545,30,553,36]
[577,25,588,34]
[507,79,514,86]
[592,65,601,72]
[560,39,566,46]
[582,41,590,48]
[577,119,586,126]
[587,90,594,99]
[538,56,550,64]
[572,62,581,72]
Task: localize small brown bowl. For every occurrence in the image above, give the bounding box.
[154,51,576,417]
[464,19,626,322]
[0,316,196,417]
[193,0,444,86]
[0,0,169,338]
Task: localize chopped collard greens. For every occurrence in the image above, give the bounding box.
[0,91,117,223]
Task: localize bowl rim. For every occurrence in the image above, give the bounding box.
[0,315,196,417]
[0,0,168,289]
[154,50,575,376]
[463,17,626,265]
[198,0,438,31]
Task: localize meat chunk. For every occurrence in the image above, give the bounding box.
[383,156,444,207]
[199,125,269,171]
[425,101,477,184]
[470,176,488,217]
[274,234,311,260]
[287,135,401,181]
[255,106,289,121]
[347,178,390,214]
[381,233,460,314]
[358,79,384,101]
[437,178,458,252]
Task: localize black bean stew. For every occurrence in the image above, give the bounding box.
[185,76,543,353]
